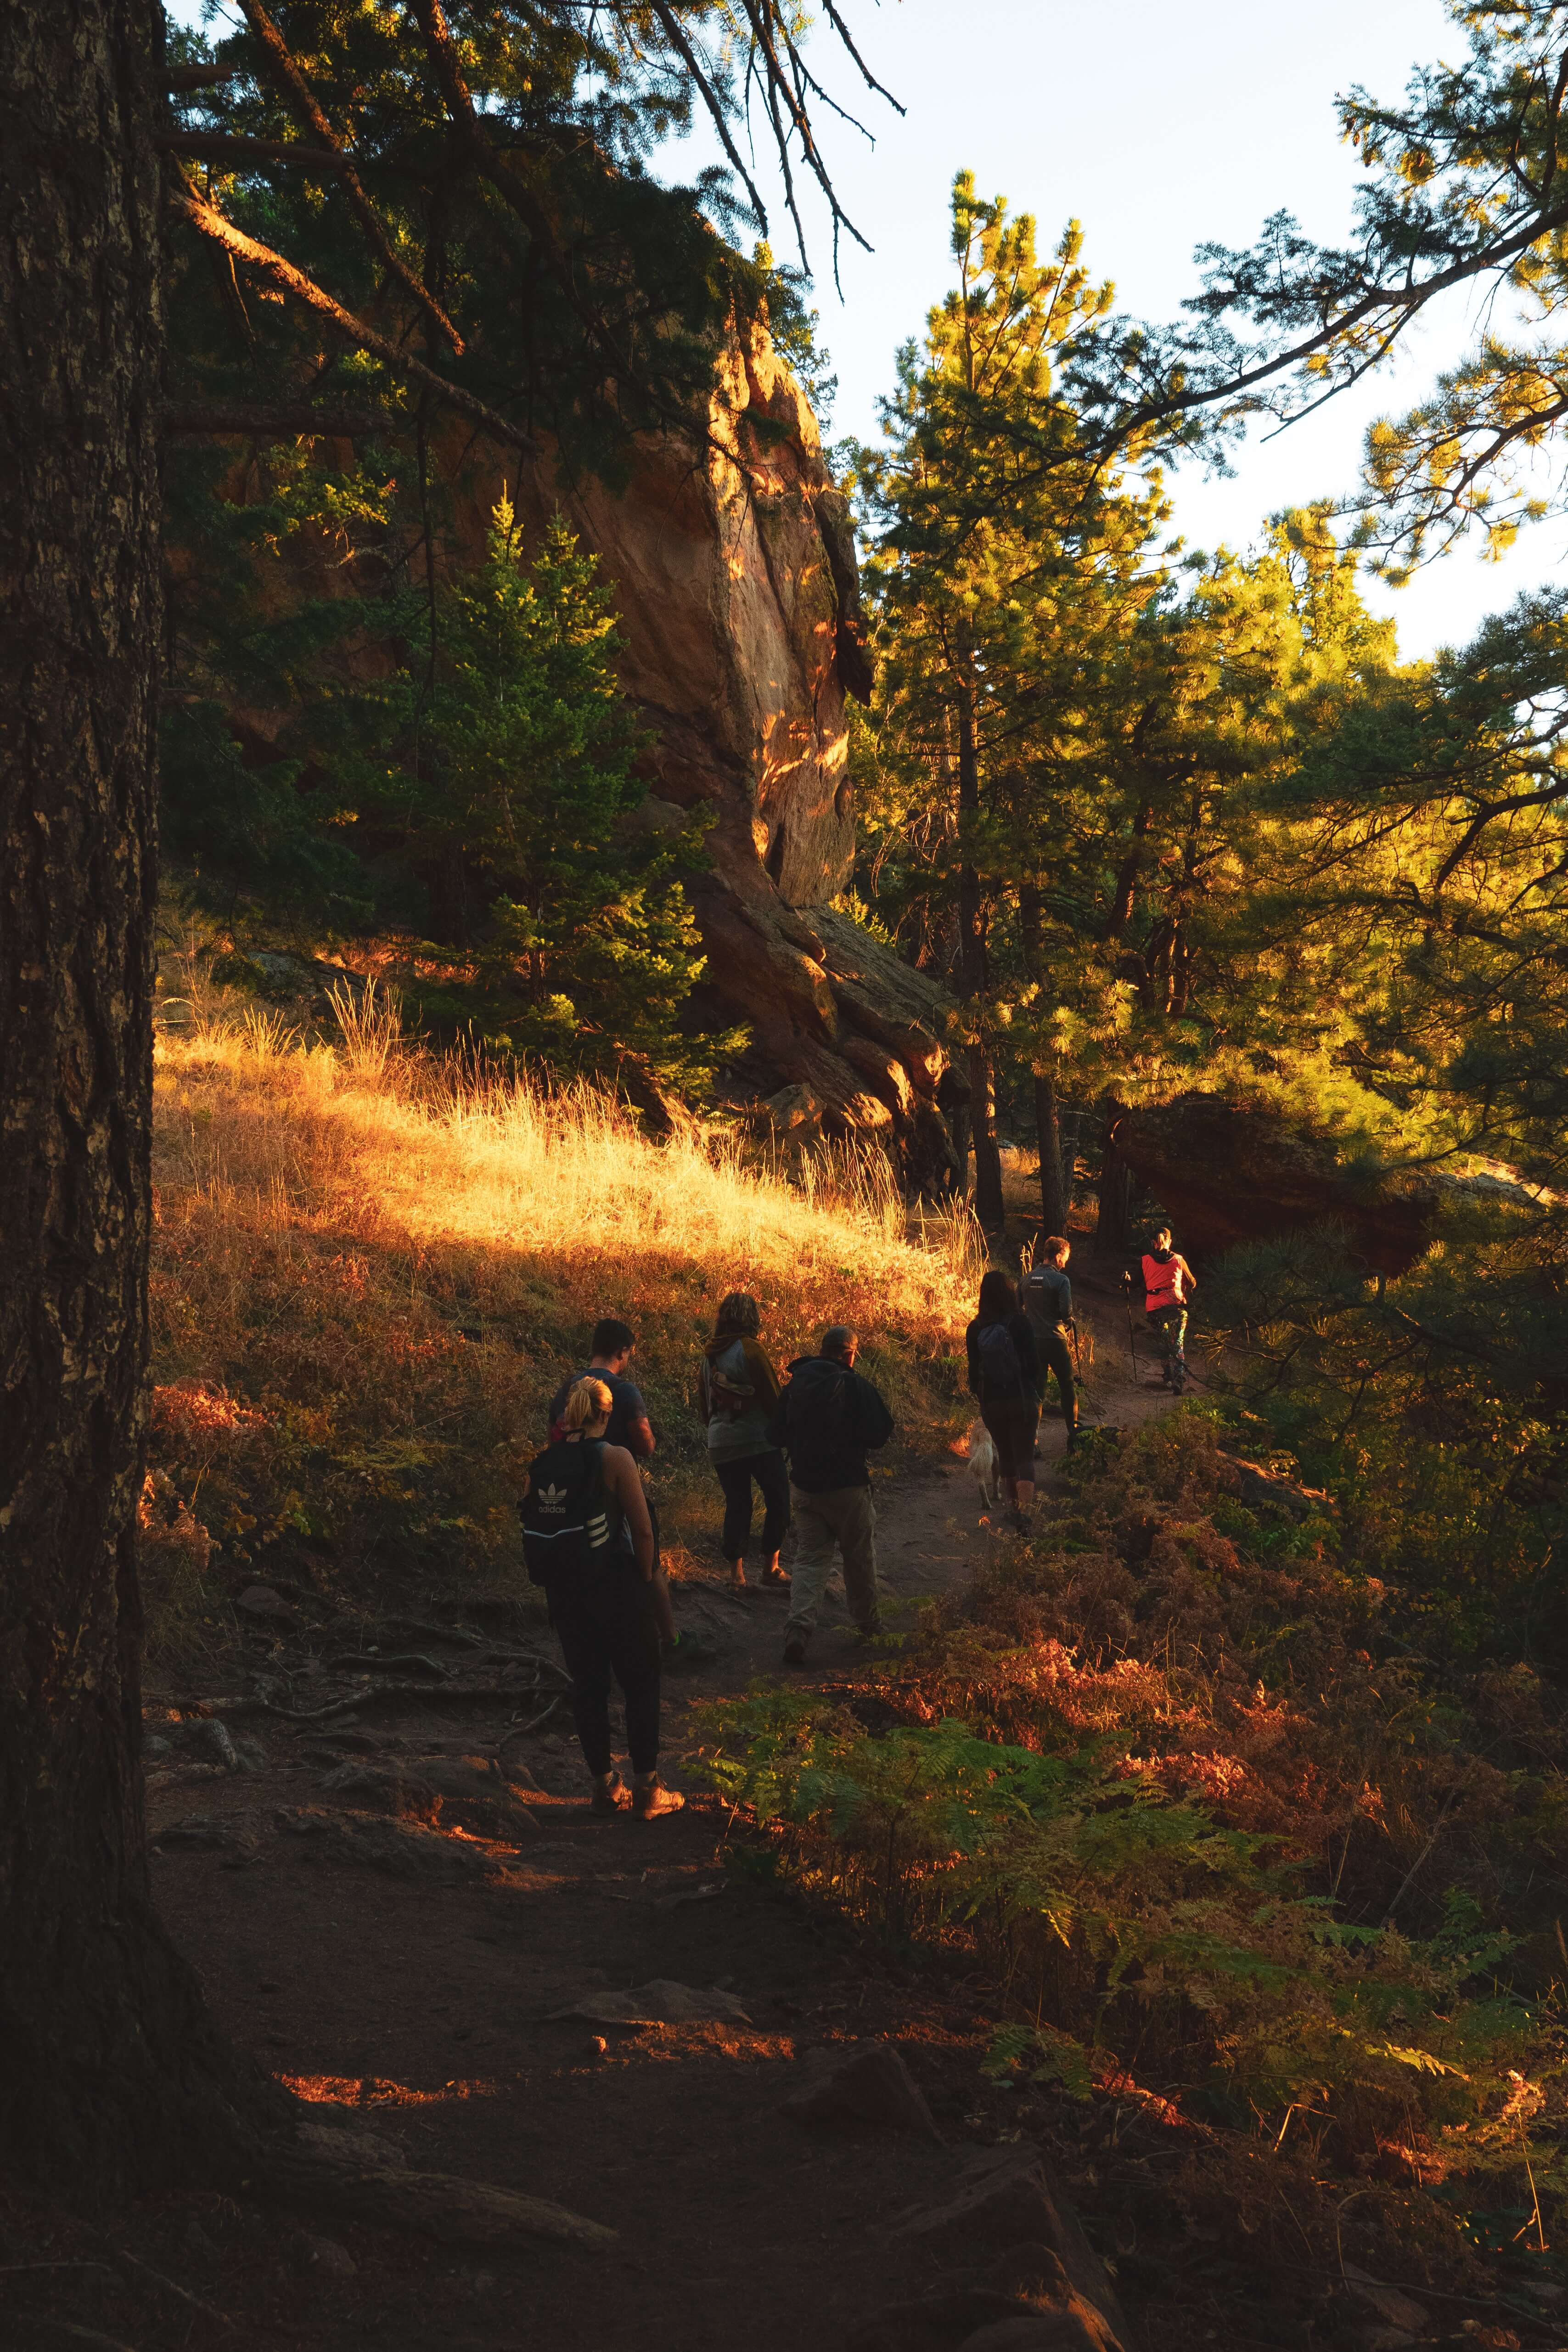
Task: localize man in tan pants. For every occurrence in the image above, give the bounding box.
[771,1326,894,1666]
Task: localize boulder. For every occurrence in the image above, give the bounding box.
[1112,1092,1537,1273]
[547,1979,751,2026]
[958,2323,1107,2352]
[315,1756,538,1841]
[889,2144,1128,2352]
[275,1805,505,1881]
[779,2040,942,2141]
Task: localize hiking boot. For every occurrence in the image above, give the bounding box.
[590,1772,629,1817]
[782,1635,808,1667]
[631,1774,685,1820]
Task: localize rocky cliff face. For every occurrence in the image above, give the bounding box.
[1112,1093,1535,1272]
[486,319,956,1190]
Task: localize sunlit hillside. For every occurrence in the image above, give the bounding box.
[143,989,981,1664]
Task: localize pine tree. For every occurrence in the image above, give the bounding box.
[854,173,1164,1230]
[367,501,722,1091]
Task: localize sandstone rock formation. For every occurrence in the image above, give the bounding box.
[485,318,957,1190]
[1112,1092,1536,1272]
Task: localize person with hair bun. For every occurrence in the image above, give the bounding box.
[697,1291,788,1589]
[519,1376,683,1819]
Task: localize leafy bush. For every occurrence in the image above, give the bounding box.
[691,1410,1568,2215]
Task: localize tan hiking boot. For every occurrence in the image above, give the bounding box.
[590,1771,629,1817]
[631,1774,684,1820]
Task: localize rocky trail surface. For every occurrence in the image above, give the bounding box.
[7,1286,1214,2352]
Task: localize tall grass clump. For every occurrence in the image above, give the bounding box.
[142,992,980,1662]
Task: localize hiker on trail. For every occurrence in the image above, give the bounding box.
[1141,1225,1197,1394]
[547,1317,653,1457]
[1019,1235,1079,1452]
[966,1268,1042,1526]
[697,1292,788,1590]
[518,1376,683,1820]
[547,1317,677,1653]
[770,1325,894,1668]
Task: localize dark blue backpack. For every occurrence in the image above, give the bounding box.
[976,1319,1027,1400]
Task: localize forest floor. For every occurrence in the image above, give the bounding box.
[7,1277,1225,2352]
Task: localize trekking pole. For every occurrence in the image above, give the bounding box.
[1120,1272,1137,1377]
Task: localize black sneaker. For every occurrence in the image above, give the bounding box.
[782,1636,808,1667]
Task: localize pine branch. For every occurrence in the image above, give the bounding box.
[166,182,534,454]
[163,402,388,439]
[158,131,367,174]
[404,0,658,419]
[168,62,242,94]
[235,0,464,356]
[645,0,770,234]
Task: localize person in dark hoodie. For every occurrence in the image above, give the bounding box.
[771,1326,893,1667]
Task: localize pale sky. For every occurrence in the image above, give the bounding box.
[167,0,1568,656]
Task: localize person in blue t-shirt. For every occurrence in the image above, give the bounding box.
[547,1318,653,1457]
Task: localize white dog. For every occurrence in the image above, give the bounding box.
[967,1417,999,1514]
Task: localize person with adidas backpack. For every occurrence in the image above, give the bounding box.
[518,1377,683,1819]
[966,1268,1043,1530]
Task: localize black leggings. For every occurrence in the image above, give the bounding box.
[550,1565,661,1776]
[980,1398,1039,1483]
[1037,1326,1077,1432]
[714,1449,791,1559]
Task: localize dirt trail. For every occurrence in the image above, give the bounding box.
[131,1279,1179,2352]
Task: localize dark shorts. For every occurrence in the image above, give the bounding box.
[981,1397,1039,1481]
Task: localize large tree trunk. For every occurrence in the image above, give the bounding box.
[0,0,272,2200]
[955,662,1005,1233]
[1034,1073,1070,1235]
[1017,884,1069,1235]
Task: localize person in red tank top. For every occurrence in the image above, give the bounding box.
[1140,1225,1196,1392]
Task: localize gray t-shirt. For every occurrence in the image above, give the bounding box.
[547,1367,647,1452]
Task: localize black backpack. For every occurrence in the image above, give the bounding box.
[518,1438,624,1587]
[976,1319,1027,1400]
[784,1363,850,1463]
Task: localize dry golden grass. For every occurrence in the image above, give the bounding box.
[144,988,981,1658]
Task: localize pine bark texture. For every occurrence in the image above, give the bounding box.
[0,0,267,2196]
[954,665,1005,1232]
